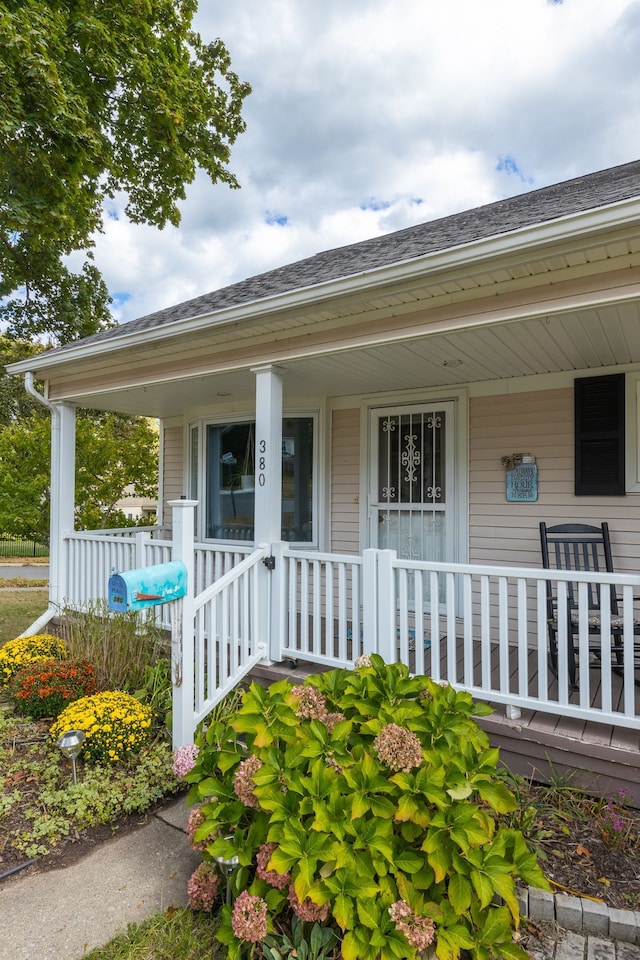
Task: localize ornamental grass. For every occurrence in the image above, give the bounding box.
[50,690,152,764]
[8,657,96,720]
[0,633,68,686]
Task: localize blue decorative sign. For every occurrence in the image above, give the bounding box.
[506,461,538,502]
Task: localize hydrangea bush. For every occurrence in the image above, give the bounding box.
[0,634,68,685]
[184,655,547,960]
[8,657,96,720]
[50,690,152,763]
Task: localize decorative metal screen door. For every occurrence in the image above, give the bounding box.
[369,403,455,567]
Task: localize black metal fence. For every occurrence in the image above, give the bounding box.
[0,538,49,559]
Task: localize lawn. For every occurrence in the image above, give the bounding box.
[0,588,49,645]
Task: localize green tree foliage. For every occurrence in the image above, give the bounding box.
[0,336,44,427]
[0,0,251,336]
[0,411,159,543]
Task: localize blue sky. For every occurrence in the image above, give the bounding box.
[87,0,640,324]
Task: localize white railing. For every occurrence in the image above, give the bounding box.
[62,531,253,609]
[388,555,640,729]
[59,515,640,745]
[278,547,365,669]
[275,548,640,731]
[190,546,268,730]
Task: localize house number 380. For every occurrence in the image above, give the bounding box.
[258,440,266,486]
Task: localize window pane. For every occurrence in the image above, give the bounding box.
[283,417,313,542]
[206,422,255,540]
[205,418,314,542]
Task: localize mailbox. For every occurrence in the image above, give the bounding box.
[108,560,187,612]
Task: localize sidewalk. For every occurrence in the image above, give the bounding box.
[0,796,200,960]
[0,793,639,960]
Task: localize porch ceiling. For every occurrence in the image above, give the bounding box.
[61,297,640,418]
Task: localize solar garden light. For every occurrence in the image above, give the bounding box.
[56,729,86,785]
[214,837,239,905]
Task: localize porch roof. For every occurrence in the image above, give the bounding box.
[9,160,640,417]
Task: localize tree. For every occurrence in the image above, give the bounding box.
[0,336,44,427]
[0,0,251,338]
[0,411,159,543]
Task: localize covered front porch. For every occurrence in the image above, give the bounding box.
[12,169,640,800]
[46,498,640,801]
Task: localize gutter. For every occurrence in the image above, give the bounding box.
[8,194,640,379]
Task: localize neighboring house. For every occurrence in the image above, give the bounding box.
[115,485,157,523]
[9,159,640,793]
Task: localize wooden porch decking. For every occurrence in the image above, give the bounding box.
[250,635,640,803]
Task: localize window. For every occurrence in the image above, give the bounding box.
[575,373,625,496]
[200,417,315,542]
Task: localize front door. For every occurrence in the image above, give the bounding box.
[369,402,456,563]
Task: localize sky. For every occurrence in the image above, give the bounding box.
[90,0,640,325]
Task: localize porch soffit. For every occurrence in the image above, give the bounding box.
[21,223,640,388]
[44,291,640,419]
[42,231,640,391]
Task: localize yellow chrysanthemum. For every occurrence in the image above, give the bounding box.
[0,634,68,686]
[50,691,152,764]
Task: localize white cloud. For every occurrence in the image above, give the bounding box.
[90,0,640,323]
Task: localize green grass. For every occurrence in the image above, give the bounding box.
[80,908,223,959]
[0,589,49,646]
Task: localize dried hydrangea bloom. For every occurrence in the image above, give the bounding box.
[187,861,221,912]
[290,684,328,721]
[256,842,291,890]
[172,743,199,777]
[353,654,371,669]
[233,754,263,808]
[373,723,423,772]
[231,890,268,943]
[186,807,209,852]
[287,886,330,922]
[324,711,346,733]
[389,900,436,951]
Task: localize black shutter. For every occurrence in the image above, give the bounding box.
[575,373,625,496]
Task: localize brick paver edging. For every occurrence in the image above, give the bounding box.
[521,887,640,944]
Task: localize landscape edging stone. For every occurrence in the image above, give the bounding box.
[521,887,639,944]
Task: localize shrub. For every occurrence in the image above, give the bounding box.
[50,690,152,764]
[8,657,96,719]
[185,656,548,960]
[0,634,68,686]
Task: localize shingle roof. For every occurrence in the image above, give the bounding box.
[61,159,640,352]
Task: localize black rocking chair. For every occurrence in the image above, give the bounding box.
[539,522,640,688]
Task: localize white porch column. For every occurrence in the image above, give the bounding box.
[169,498,197,749]
[49,403,76,607]
[252,365,283,664]
[252,364,283,544]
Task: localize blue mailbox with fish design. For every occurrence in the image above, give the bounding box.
[108,560,187,612]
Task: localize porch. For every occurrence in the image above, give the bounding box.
[48,500,640,800]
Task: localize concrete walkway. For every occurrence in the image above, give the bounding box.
[0,796,200,960]
[0,793,638,960]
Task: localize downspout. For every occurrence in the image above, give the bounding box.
[21,372,61,635]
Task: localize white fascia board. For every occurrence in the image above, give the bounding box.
[8,195,640,378]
